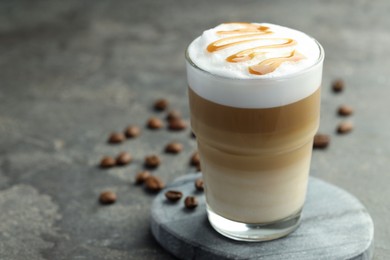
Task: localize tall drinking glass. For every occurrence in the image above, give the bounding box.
[185,23,324,241]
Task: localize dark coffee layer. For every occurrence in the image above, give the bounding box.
[189,87,320,154]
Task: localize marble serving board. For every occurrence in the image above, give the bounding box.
[151,173,373,260]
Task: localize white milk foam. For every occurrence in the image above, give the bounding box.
[186,23,324,108]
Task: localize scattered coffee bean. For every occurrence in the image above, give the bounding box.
[100,156,116,168]
[144,155,161,168]
[190,132,196,139]
[99,191,117,205]
[168,118,187,131]
[154,99,168,111]
[337,122,353,134]
[184,196,198,209]
[147,117,163,129]
[116,152,132,165]
[124,125,141,138]
[313,134,330,149]
[332,79,344,93]
[108,132,126,144]
[165,190,183,202]
[190,152,200,167]
[338,105,353,116]
[135,171,151,184]
[165,142,183,154]
[166,110,181,122]
[145,176,165,192]
[195,178,204,191]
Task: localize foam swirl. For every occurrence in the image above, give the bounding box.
[207,23,305,75]
[188,23,320,79]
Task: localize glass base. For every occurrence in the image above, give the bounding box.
[207,206,302,242]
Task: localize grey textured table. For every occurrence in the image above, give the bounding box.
[0,0,389,259]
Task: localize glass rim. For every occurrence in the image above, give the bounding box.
[185,36,324,82]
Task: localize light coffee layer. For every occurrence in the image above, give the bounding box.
[199,140,312,223]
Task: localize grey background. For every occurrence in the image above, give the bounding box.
[0,0,388,259]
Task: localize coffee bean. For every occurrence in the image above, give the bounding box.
[313,134,330,149]
[190,132,196,139]
[332,79,344,93]
[165,190,183,202]
[338,105,353,116]
[147,117,163,129]
[135,171,151,184]
[337,122,353,134]
[144,155,161,168]
[166,110,181,122]
[165,142,183,154]
[116,152,132,165]
[100,156,116,168]
[195,178,204,191]
[190,152,200,167]
[184,196,198,209]
[124,125,141,138]
[154,99,168,111]
[145,176,165,192]
[108,132,126,144]
[168,118,187,131]
[99,191,117,205]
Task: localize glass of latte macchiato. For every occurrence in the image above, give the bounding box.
[185,22,324,241]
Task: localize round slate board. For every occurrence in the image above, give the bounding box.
[151,173,373,260]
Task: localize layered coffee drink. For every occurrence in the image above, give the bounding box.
[186,23,324,241]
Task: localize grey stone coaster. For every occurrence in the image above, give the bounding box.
[151,173,374,260]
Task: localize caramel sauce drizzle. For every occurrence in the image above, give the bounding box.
[207,23,305,75]
[249,50,305,75]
